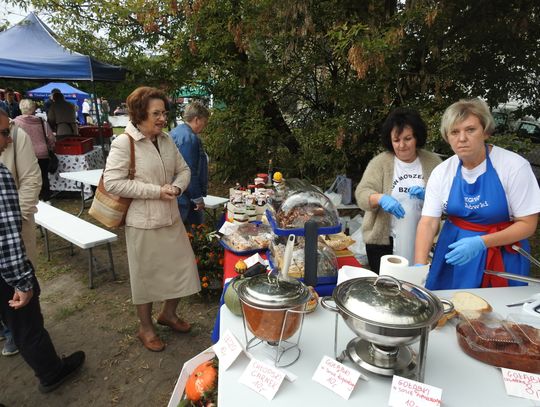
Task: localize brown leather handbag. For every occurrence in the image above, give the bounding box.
[89,134,135,228]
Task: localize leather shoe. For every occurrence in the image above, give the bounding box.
[156,316,191,333]
[137,332,165,352]
[39,351,85,393]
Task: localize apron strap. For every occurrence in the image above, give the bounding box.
[447,216,519,287]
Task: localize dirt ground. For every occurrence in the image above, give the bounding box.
[0,197,221,407]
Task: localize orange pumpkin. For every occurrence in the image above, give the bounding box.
[185,360,217,402]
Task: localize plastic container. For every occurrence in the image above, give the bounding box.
[55,137,94,155]
[220,222,273,254]
[267,235,338,284]
[78,125,113,138]
[456,312,540,373]
[266,178,341,236]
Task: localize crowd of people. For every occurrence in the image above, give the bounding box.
[1,82,539,401]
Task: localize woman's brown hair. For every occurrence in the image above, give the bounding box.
[126,86,169,125]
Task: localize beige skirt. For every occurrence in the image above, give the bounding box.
[125,221,201,304]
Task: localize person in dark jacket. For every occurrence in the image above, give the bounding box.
[0,110,85,393]
[170,101,210,227]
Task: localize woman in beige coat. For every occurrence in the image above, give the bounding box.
[104,87,200,352]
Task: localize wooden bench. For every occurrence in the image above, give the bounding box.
[34,201,118,289]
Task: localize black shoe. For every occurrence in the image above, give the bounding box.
[38,351,85,394]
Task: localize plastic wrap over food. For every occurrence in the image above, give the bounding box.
[456,312,540,373]
[220,223,274,253]
[269,235,338,279]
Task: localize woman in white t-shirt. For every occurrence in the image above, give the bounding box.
[355,108,442,273]
[416,98,540,289]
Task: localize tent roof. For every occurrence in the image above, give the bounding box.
[27,82,89,98]
[0,13,126,81]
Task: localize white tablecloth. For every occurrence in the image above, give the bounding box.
[49,147,104,198]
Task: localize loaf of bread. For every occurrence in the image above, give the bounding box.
[456,319,540,373]
[437,292,492,328]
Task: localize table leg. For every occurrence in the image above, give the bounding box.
[88,248,95,289]
[76,182,85,217]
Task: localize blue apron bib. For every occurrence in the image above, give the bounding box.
[426,146,529,290]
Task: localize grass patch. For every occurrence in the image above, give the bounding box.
[54,303,86,321]
[36,263,72,281]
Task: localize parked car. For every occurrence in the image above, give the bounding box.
[516,120,540,143]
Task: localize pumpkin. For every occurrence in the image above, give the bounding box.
[224,277,243,316]
[185,360,218,402]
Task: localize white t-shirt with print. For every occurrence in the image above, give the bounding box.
[422,145,540,219]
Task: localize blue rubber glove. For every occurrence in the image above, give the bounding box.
[379,195,405,219]
[413,263,425,267]
[408,186,425,200]
[445,236,486,266]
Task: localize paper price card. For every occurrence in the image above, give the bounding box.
[388,375,442,407]
[312,355,361,400]
[212,329,243,370]
[239,358,286,400]
[501,368,540,401]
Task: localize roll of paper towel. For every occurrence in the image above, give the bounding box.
[379,255,429,286]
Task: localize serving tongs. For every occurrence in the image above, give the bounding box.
[484,270,540,285]
[512,244,540,269]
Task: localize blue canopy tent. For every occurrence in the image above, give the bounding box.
[0,13,126,81]
[0,12,127,152]
[27,82,89,124]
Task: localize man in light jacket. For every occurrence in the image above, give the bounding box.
[170,101,210,227]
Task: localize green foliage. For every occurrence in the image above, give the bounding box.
[6,0,540,183]
[187,224,223,295]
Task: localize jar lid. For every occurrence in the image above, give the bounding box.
[334,276,438,327]
[237,273,310,309]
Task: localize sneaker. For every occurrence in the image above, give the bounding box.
[1,336,19,356]
[38,351,85,394]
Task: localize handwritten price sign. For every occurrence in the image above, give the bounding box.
[388,376,442,407]
[239,358,286,400]
[312,355,361,400]
[502,368,540,401]
[212,329,243,370]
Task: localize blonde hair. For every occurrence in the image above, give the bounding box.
[19,99,36,115]
[440,98,495,142]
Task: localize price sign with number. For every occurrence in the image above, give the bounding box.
[312,355,361,400]
[212,329,243,370]
[239,358,286,400]
[502,368,540,401]
[388,375,442,407]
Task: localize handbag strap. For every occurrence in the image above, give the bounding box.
[124,132,136,180]
[39,118,52,152]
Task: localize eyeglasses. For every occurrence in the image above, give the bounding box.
[149,110,168,119]
[0,128,11,138]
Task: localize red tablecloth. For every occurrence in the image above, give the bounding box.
[223,249,361,281]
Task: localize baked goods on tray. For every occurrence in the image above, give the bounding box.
[221,223,273,252]
[319,232,355,251]
[456,313,540,373]
[269,237,338,278]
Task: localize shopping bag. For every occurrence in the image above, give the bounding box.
[326,175,352,204]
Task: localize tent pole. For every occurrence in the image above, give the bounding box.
[91,80,106,161]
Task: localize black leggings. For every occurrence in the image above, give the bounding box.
[37,158,51,201]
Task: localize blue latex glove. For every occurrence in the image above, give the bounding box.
[413,263,425,267]
[379,195,405,219]
[408,186,425,200]
[445,236,486,266]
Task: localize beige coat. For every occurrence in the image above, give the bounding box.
[0,126,42,265]
[103,122,191,229]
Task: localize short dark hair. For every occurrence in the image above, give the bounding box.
[126,86,169,125]
[380,107,427,151]
[52,92,65,102]
[51,88,61,94]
